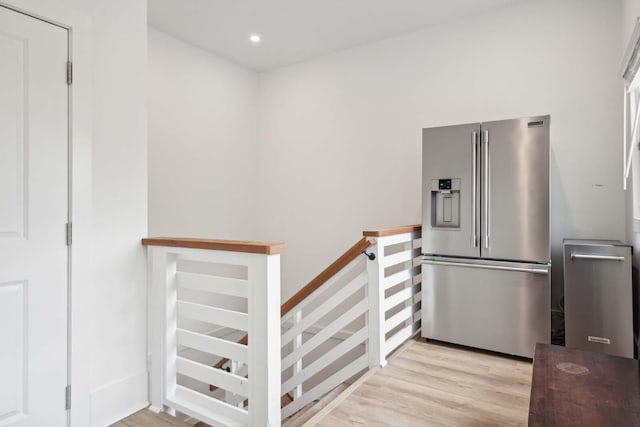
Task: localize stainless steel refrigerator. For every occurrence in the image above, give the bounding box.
[421,115,551,358]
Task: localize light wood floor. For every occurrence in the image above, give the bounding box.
[315,339,533,427]
[112,339,532,427]
[110,410,195,427]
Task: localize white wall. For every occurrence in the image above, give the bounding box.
[148,28,259,240]
[622,0,640,42]
[258,0,624,303]
[7,0,149,425]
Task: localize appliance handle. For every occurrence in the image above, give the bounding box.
[471,131,478,248]
[570,253,625,262]
[422,259,549,274]
[483,129,490,249]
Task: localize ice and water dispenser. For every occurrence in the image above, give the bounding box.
[430,178,461,229]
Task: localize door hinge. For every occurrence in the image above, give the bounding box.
[65,385,71,410]
[66,61,73,85]
[66,222,72,246]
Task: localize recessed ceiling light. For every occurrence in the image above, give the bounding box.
[249,34,261,44]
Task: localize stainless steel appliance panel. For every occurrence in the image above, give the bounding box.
[422,123,481,258]
[421,257,551,358]
[481,116,550,262]
[563,240,633,358]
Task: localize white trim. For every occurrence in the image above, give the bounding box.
[89,370,148,427]
[168,386,247,427]
[177,301,249,331]
[177,329,248,364]
[380,248,421,268]
[625,91,640,180]
[620,17,640,81]
[625,83,628,190]
[374,232,418,247]
[177,271,249,298]
[176,357,249,398]
[383,266,420,290]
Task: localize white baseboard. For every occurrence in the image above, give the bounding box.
[90,370,148,427]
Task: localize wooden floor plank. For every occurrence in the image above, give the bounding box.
[112,409,195,427]
[314,338,532,427]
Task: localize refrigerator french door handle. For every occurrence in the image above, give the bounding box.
[472,131,478,248]
[483,129,490,249]
[422,259,549,274]
[570,253,625,262]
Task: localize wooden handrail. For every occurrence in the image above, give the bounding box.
[280,237,374,316]
[209,237,374,377]
[362,224,421,237]
[141,237,285,255]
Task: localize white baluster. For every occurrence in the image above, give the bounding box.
[292,309,303,400]
[223,359,240,407]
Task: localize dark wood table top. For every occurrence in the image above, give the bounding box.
[528,343,640,426]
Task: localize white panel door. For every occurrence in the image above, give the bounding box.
[0,6,68,427]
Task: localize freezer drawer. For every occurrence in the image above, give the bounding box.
[421,257,550,358]
[563,240,633,358]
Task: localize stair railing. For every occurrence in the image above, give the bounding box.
[280,225,422,421]
[143,225,422,426]
[143,237,284,427]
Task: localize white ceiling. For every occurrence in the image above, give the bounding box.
[148,0,528,71]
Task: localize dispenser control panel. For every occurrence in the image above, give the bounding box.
[430,178,461,229]
[438,179,452,191]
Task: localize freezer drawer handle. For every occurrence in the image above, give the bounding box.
[570,253,625,262]
[422,259,549,274]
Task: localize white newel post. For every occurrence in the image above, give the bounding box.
[247,253,281,427]
[366,239,386,368]
[148,245,166,413]
[147,245,179,415]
